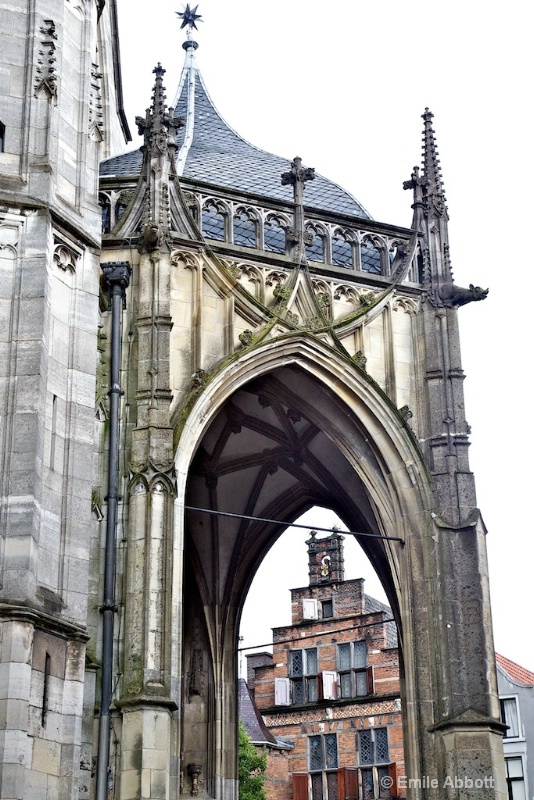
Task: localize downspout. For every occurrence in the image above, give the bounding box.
[96,261,131,800]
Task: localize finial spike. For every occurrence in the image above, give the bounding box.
[420,108,448,217]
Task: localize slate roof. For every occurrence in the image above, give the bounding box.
[100,52,371,219]
[364,593,398,649]
[238,679,292,750]
[496,653,534,686]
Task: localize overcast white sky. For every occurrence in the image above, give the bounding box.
[117,1,533,670]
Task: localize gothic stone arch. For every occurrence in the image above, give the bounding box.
[171,338,503,800]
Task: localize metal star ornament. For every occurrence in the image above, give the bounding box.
[177,4,203,30]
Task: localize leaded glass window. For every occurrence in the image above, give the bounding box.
[290,650,304,677]
[358,728,389,766]
[337,640,368,698]
[362,769,374,800]
[332,230,354,268]
[202,201,226,241]
[326,773,338,800]
[375,728,389,764]
[305,224,326,263]
[233,208,257,248]
[358,730,373,765]
[324,734,338,769]
[378,767,391,799]
[361,238,383,274]
[311,773,323,800]
[309,736,323,771]
[308,735,339,800]
[264,215,287,254]
[309,734,338,770]
[289,648,318,704]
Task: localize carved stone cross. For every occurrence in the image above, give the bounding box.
[281,156,315,264]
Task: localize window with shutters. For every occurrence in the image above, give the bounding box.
[303,598,319,620]
[309,735,339,800]
[358,730,395,799]
[500,696,521,739]
[337,641,373,698]
[320,598,333,619]
[289,647,319,704]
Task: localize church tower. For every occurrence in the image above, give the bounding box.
[0,2,129,797]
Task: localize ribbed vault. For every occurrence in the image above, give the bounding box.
[184,364,406,642]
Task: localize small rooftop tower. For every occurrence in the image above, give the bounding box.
[307,530,345,585]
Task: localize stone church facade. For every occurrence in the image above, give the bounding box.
[0,4,506,799]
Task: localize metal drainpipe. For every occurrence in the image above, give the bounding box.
[96,261,131,800]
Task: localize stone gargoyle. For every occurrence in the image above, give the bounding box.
[438,283,489,308]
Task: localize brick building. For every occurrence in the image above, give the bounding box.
[245,532,405,800]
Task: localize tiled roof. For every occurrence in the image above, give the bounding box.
[496,653,534,686]
[100,62,371,220]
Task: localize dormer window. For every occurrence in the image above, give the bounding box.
[233,208,258,248]
[202,200,227,241]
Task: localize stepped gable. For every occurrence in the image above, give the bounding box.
[101,47,371,219]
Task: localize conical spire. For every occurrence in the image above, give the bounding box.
[421,108,447,218]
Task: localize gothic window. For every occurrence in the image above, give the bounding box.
[360,237,383,275]
[233,208,258,248]
[332,229,354,268]
[0,121,5,152]
[337,641,372,698]
[264,214,287,254]
[289,647,318,704]
[500,697,520,738]
[305,224,326,263]
[505,757,526,800]
[99,194,111,234]
[201,200,227,241]
[388,243,398,267]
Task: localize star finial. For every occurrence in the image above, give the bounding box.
[177,4,202,30]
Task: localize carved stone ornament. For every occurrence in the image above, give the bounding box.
[399,405,413,421]
[34,20,58,99]
[53,240,80,272]
[353,351,367,371]
[238,329,253,348]
[187,763,202,797]
[438,283,489,308]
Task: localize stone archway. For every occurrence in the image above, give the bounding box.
[173,338,444,799]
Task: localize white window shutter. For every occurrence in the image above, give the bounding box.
[275,677,291,706]
[302,598,318,620]
[322,671,338,700]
